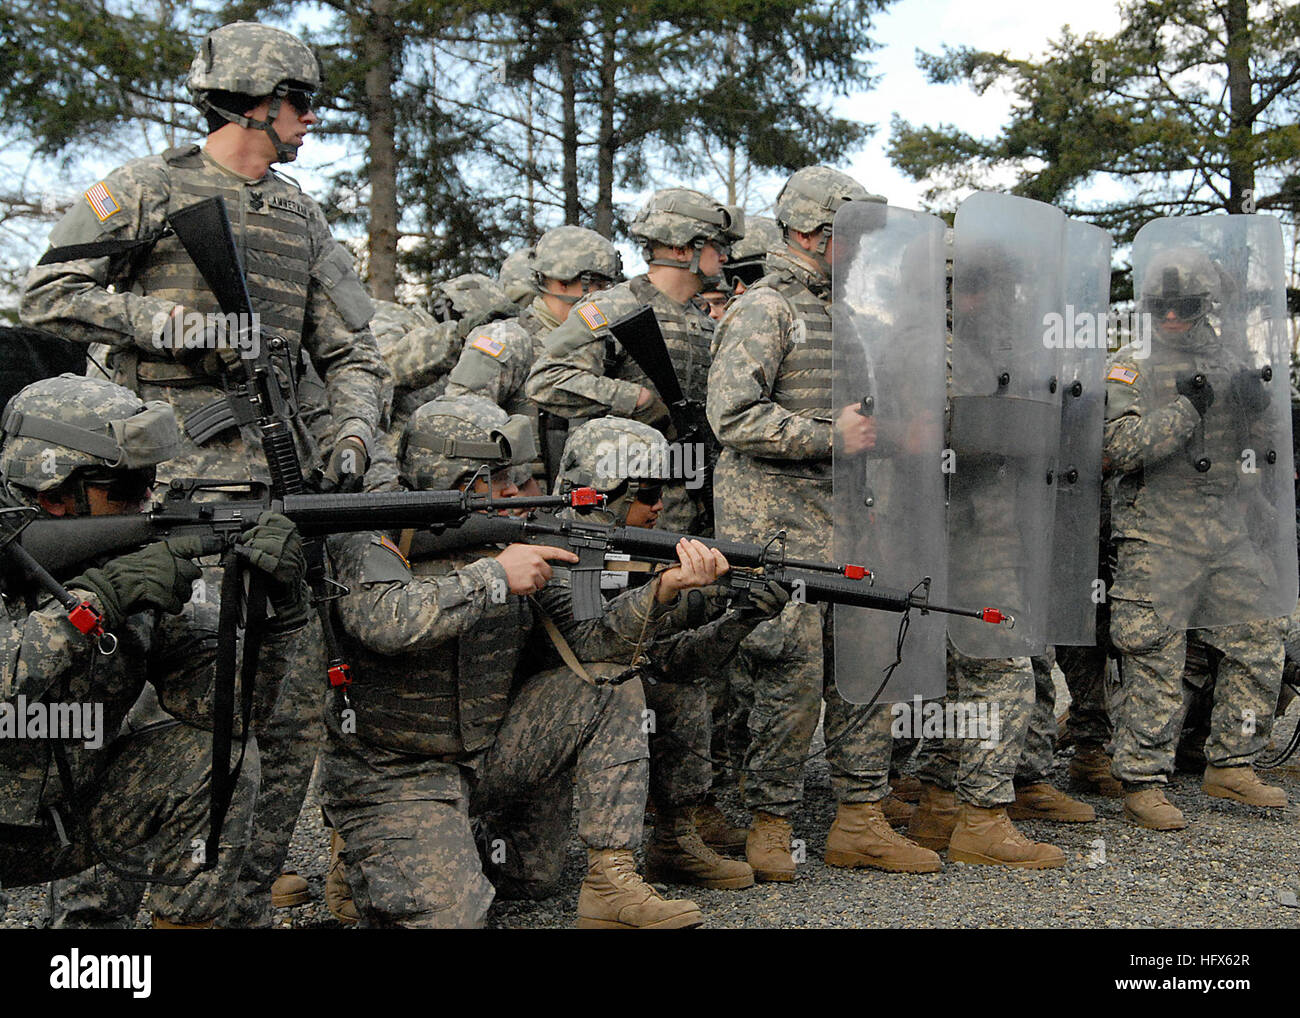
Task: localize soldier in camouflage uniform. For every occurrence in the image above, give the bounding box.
[706,166,941,881]
[526,188,742,535]
[321,396,734,928]
[1106,247,1289,830]
[547,417,779,888]
[0,376,308,927]
[20,21,391,926]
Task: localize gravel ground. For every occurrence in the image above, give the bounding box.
[5,695,1300,930]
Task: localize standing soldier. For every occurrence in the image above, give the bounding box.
[19,21,391,926]
[525,188,741,534]
[707,166,940,881]
[1106,230,1294,829]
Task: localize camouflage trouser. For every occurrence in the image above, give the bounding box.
[220,618,325,927]
[1111,602,1283,785]
[644,678,711,809]
[2,724,259,925]
[1016,653,1058,785]
[740,602,891,817]
[323,670,648,928]
[714,650,755,788]
[1056,643,1114,748]
[913,645,1035,807]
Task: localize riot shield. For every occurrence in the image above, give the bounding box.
[947,192,1065,658]
[1123,215,1296,629]
[832,203,948,702]
[1048,221,1112,645]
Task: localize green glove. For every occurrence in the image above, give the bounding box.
[71,537,205,629]
[736,579,790,620]
[319,435,369,493]
[235,512,309,633]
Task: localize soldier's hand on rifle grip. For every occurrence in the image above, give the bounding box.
[632,388,671,429]
[735,578,791,620]
[835,403,877,455]
[320,435,370,493]
[235,512,310,632]
[68,539,204,629]
[655,539,729,603]
[495,544,580,596]
[1175,374,1214,417]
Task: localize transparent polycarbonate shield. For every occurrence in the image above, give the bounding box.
[1126,214,1296,629]
[1049,221,1112,645]
[947,192,1065,658]
[831,203,948,703]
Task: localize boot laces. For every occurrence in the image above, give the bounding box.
[994,810,1033,847]
[604,851,662,899]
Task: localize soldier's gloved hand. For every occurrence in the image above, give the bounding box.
[1229,369,1270,414]
[1175,374,1215,417]
[735,579,791,620]
[70,537,205,629]
[320,435,369,493]
[235,512,309,632]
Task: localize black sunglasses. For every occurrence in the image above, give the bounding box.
[633,484,663,506]
[79,468,156,503]
[283,89,315,115]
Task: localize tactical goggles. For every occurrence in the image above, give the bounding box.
[76,467,156,504]
[723,262,766,289]
[1146,296,1208,320]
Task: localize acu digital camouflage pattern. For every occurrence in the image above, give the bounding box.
[774,166,880,234]
[1106,215,1294,786]
[630,188,743,250]
[444,318,542,421]
[529,225,622,285]
[498,248,537,308]
[706,188,892,817]
[187,21,321,97]
[728,215,783,265]
[433,274,517,339]
[399,395,531,492]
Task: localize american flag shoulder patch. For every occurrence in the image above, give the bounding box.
[377,534,411,568]
[471,334,506,358]
[84,182,121,222]
[1106,365,1138,385]
[578,303,608,330]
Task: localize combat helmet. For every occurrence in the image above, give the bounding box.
[187,22,322,163]
[530,226,624,303]
[630,188,745,284]
[723,215,782,291]
[498,248,538,308]
[557,417,674,524]
[774,166,884,274]
[430,274,518,339]
[1,374,179,502]
[400,396,537,492]
[1139,246,1221,335]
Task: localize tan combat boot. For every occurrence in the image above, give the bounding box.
[1123,786,1187,830]
[693,797,748,854]
[576,849,703,929]
[947,803,1065,868]
[151,915,215,929]
[646,808,755,889]
[1006,782,1096,822]
[824,802,942,873]
[891,774,923,803]
[1068,745,1123,798]
[325,829,359,926]
[1203,765,1288,807]
[880,794,915,828]
[746,811,796,883]
[907,781,959,851]
[271,872,310,908]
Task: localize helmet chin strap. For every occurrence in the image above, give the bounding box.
[199,84,298,163]
[784,227,832,279]
[645,240,720,287]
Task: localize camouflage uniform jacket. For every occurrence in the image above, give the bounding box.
[444,318,542,420]
[327,531,685,773]
[20,145,391,472]
[706,250,834,558]
[1105,327,1265,548]
[518,296,562,343]
[524,274,713,432]
[0,565,288,829]
[371,299,461,429]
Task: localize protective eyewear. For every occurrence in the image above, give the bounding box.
[1147,296,1207,320]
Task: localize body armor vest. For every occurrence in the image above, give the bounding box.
[752,267,833,418]
[342,553,531,757]
[134,146,311,366]
[616,275,712,404]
